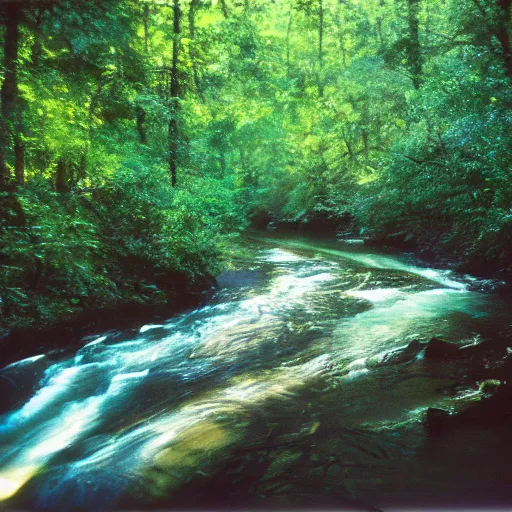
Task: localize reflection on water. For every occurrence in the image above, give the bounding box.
[0,234,511,510]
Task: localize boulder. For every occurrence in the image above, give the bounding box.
[424,337,460,360]
[426,407,452,435]
[367,339,425,368]
[478,379,501,397]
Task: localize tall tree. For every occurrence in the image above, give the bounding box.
[318,0,324,97]
[406,0,423,88]
[0,3,23,188]
[188,0,202,96]
[169,0,181,187]
[495,0,512,80]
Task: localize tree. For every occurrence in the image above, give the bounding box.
[0,2,24,188]
[406,0,423,88]
[169,0,181,187]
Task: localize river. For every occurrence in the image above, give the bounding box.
[1,233,511,510]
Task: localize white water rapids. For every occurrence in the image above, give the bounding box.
[0,235,509,510]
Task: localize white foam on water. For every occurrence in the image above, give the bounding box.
[414,268,466,290]
[25,395,105,460]
[111,369,149,382]
[334,287,484,360]
[348,288,403,303]
[83,336,107,348]
[139,324,165,334]
[2,354,45,371]
[260,249,303,263]
[258,238,469,290]
[0,363,156,501]
[13,366,82,421]
[346,357,367,371]
[341,368,370,381]
[342,239,364,244]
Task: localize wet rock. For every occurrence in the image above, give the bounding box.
[426,407,452,435]
[427,383,512,434]
[457,336,507,358]
[478,379,501,397]
[368,340,425,368]
[0,374,18,412]
[424,337,460,360]
[467,278,509,294]
[457,383,512,426]
[398,339,425,361]
[0,355,49,413]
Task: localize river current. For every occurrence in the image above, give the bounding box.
[1,233,511,510]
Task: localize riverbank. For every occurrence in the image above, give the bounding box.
[2,213,508,371]
[0,177,246,367]
[0,235,257,369]
[0,278,215,369]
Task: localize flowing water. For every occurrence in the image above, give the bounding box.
[1,233,512,510]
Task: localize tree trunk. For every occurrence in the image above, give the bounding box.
[188,0,202,97]
[286,10,292,78]
[376,0,386,52]
[169,0,181,188]
[143,3,150,53]
[14,130,24,185]
[219,149,227,174]
[136,105,147,144]
[31,10,44,67]
[496,0,512,81]
[56,158,68,193]
[341,128,353,158]
[219,0,229,19]
[318,0,324,97]
[0,4,22,189]
[333,3,348,68]
[79,81,104,182]
[406,0,423,89]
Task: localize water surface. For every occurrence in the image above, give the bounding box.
[1,233,511,510]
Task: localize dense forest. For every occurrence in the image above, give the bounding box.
[1,0,512,336]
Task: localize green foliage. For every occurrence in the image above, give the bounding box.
[1,161,245,331]
[1,180,113,329]
[2,0,512,334]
